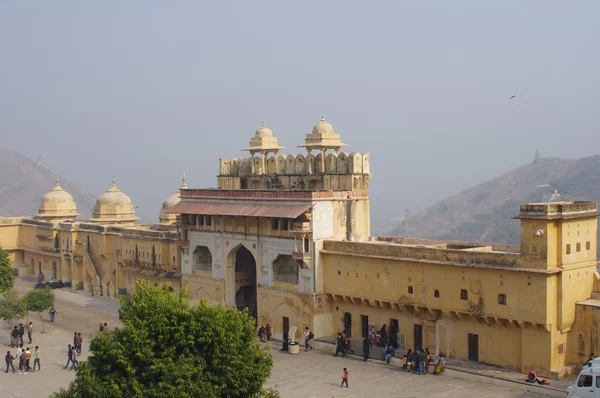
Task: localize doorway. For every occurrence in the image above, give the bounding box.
[361,315,369,338]
[390,318,399,348]
[87,236,91,253]
[38,261,42,274]
[30,259,34,274]
[234,246,257,321]
[468,333,479,362]
[343,312,352,337]
[52,261,57,280]
[414,324,423,351]
[282,316,290,339]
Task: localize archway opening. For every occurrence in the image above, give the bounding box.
[52,261,57,280]
[38,261,42,274]
[234,246,257,321]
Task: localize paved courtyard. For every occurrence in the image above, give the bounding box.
[0,277,560,397]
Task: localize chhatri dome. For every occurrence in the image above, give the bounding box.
[298,116,348,151]
[159,173,187,225]
[90,176,138,224]
[36,177,79,220]
[242,122,285,154]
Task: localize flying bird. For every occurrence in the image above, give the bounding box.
[510,95,516,99]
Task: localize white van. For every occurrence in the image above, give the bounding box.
[568,360,600,398]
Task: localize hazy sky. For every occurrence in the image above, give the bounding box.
[2,1,599,228]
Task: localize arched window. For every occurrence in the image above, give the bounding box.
[408,286,413,294]
[272,255,298,284]
[498,294,507,305]
[193,246,212,271]
[434,289,440,298]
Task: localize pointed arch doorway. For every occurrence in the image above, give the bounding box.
[230,245,257,322]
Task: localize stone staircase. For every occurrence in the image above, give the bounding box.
[84,249,103,296]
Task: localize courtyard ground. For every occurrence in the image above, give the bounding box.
[0,277,569,397]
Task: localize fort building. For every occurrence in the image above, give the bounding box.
[1,118,599,379]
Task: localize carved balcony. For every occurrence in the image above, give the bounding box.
[292,222,312,233]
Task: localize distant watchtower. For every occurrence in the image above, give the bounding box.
[533,150,541,165]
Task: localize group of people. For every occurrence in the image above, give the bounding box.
[401,348,446,375]
[63,331,84,370]
[10,322,33,347]
[257,324,271,342]
[5,322,40,375]
[334,331,354,357]
[5,345,40,374]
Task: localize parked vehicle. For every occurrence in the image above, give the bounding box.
[568,359,600,398]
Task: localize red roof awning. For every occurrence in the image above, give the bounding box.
[168,202,312,219]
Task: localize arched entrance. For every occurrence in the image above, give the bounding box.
[38,261,42,274]
[233,245,257,321]
[52,261,57,280]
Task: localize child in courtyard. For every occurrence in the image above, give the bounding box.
[340,367,349,388]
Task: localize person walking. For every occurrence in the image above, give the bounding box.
[340,367,349,388]
[418,349,427,375]
[71,346,79,370]
[49,306,57,322]
[64,344,73,369]
[33,346,40,371]
[76,333,83,355]
[304,327,314,351]
[27,322,33,344]
[24,347,31,373]
[5,351,15,373]
[362,336,372,361]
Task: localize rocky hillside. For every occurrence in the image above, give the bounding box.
[0,147,96,218]
[391,155,600,246]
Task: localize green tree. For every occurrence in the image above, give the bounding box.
[20,287,55,333]
[0,248,15,293]
[52,281,279,398]
[0,290,26,328]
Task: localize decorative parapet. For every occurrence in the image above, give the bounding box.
[292,222,312,233]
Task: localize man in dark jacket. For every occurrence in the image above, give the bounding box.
[10,326,19,347]
[362,337,372,361]
[5,351,15,373]
[18,324,25,345]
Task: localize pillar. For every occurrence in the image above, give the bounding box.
[306,149,312,174]
[320,148,325,173]
[251,153,256,174]
[261,151,266,175]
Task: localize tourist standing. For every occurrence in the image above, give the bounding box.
[16,345,23,374]
[103,323,108,333]
[304,327,313,351]
[425,347,431,373]
[418,349,426,375]
[265,324,271,341]
[19,346,26,375]
[5,351,15,373]
[49,306,57,322]
[24,347,31,373]
[76,333,83,355]
[33,346,40,371]
[403,349,413,371]
[99,323,104,333]
[64,344,73,369]
[10,326,19,347]
[340,367,349,388]
[362,336,371,361]
[27,322,33,344]
[18,323,25,345]
[379,324,387,346]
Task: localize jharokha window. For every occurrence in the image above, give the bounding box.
[566,244,571,255]
[460,289,468,300]
[408,286,413,294]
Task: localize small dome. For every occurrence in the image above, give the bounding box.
[255,122,273,138]
[91,176,138,224]
[159,173,187,224]
[242,121,284,154]
[37,177,79,219]
[311,116,334,136]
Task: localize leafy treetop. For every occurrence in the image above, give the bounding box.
[52,280,278,398]
[0,248,15,293]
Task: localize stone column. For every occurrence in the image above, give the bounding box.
[251,153,255,174]
[320,148,325,173]
[261,151,266,175]
[306,149,312,174]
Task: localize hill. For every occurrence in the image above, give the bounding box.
[0,147,96,218]
[390,155,600,247]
